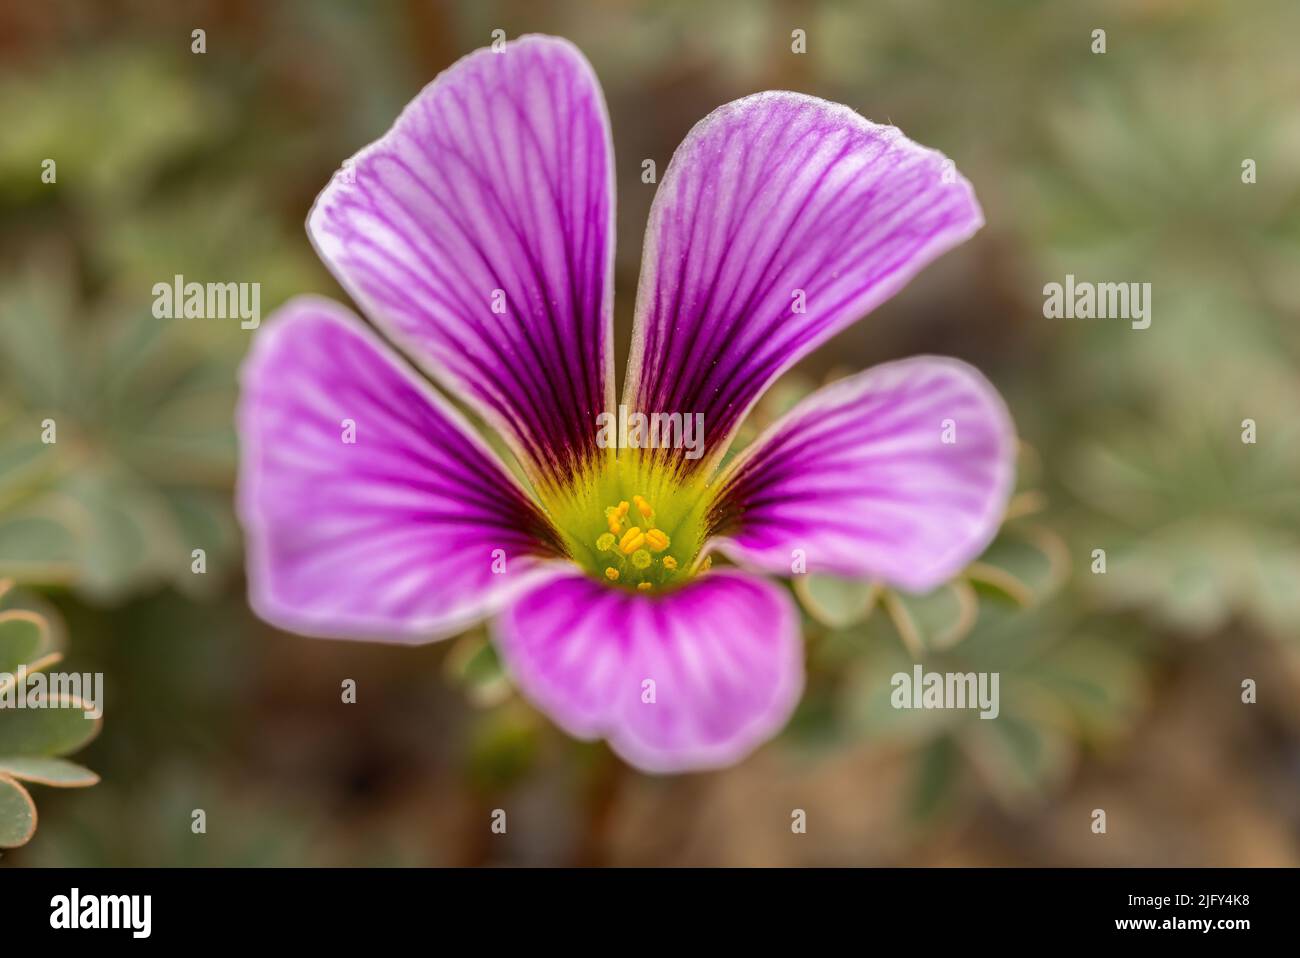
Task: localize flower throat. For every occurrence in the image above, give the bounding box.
[539,450,713,593]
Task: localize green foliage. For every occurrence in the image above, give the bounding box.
[0,49,227,209]
[0,581,99,848]
[792,456,1147,816]
[841,597,1146,815]
[0,256,239,600]
[1066,365,1300,640]
[0,25,326,603]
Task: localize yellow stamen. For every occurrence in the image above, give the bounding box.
[603,504,627,536]
[584,488,701,590]
[700,555,712,572]
[619,526,646,554]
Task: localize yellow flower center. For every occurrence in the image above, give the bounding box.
[539,451,712,593]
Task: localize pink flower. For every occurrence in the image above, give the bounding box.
[238,35,1015,773]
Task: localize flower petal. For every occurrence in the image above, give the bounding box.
[308,35,615,489]
[707,357,1016,593]
[625,92,983,475]
[238,296,562,643]
[493,568,803,773]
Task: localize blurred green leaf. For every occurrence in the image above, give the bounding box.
[0,49,229,208]
[906,737,961,825]
[0,584,98,848]
[0,756,98,788]
[884,581,980,653]
[445,633,513,708]
[0,774,37,848]
[0,696,100,758]
[0,255,239,599]
[1067,368,1300,642]
[0,610,48,675]
[795,574,880,629]
[968,524,1069,607]
[844,595,1148,810]
[467,702,541,792]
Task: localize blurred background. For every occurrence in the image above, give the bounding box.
[1,0,1298,866]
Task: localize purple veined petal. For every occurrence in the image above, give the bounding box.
[706,357,1016,593]
[492,567,804,773]
[237,296,565,643]
[624,91,983,477]
[308,35,615,491]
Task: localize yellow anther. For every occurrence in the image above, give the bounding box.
[617,500,630,517]
[700,555,712,572]
[604,567,620,581]
[596,532,616,552]
[606,512,623,535]
[637,582,653,592]
[633,494,654,518]
[631,549,652,570]
[662,555,678,572]
[644,528,670,552]
[619,526,646,555]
